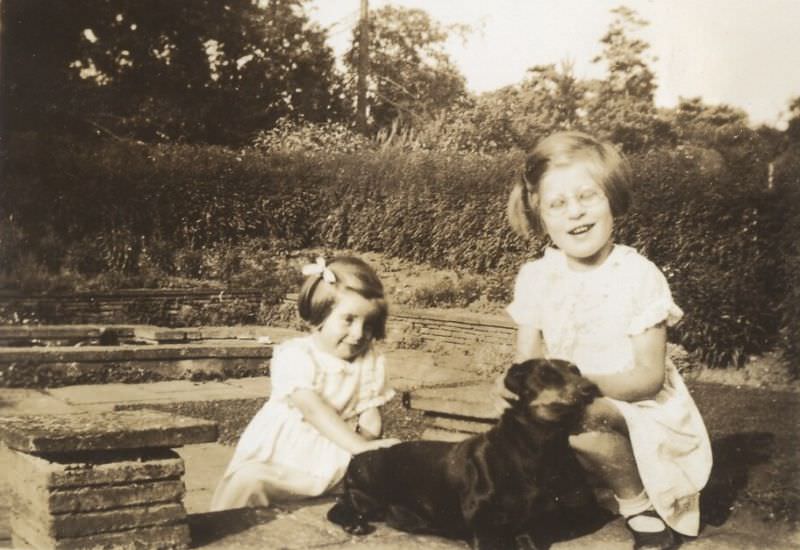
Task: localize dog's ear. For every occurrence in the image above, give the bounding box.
[504,361,535,400]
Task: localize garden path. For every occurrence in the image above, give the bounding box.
[0,341,797,549]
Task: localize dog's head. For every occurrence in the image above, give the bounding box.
[504,359,599,425]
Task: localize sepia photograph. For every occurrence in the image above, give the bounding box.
[0,1,798,548]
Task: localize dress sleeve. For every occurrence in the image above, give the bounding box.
[269,340,317,399]
[506,261,545,327]
[355,353,396,414]
[627,260,684,335]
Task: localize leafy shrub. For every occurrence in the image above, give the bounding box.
[252,117,371,154]
[408,276,484,309]
[1,134,793,368]
[617,149,786,367]
[772,145,800,374]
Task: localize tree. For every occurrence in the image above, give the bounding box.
[1,0,345,144]
[504,61,587,147]
[671,97,749,142]
[584,6,669,151]
[344,6,467,131]
[664,97,778,187]
[594,6,656,103]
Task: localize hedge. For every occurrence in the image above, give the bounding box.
[1,134,796,370]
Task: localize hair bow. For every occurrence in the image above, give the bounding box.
[301,257,336,284]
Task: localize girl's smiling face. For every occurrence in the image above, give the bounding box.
[538,162,615,270]
[313,288,378,360]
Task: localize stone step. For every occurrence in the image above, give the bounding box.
[116,397,266,447]
[0,325,139,347]
[408,383,496,420]
[0,326,305,389]
[0,344,273,388]
[0,410,218,453]
[428,415,492,434]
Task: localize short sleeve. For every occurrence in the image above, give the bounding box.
[269,340,316,399]
[506,261,545,327]
[355,353,396,413]
[627,260,684,335]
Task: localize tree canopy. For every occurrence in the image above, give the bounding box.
[1,0,344,144]
[344,5,467,131]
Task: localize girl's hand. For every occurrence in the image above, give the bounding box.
[290,389,390,455]
[357,407,382,440]
[491,373,518,416]
[358,437,401,453]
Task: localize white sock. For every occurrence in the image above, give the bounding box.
[615,490,666,533]
[615,489,651,517]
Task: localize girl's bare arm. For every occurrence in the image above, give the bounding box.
[492,326,545,411]
[515,325,545,362]
[289,389,398,454]
[583,322,667,402]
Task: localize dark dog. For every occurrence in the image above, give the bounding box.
[327,358,604,550]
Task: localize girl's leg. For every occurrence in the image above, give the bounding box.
[568,398,643,499]
[569,399,678,548]
[210,462,271,511]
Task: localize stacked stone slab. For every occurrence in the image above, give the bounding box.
[0,410,217,549]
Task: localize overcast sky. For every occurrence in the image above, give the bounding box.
[307,0,800,129]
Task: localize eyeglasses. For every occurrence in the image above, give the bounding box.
[538,187,607,216]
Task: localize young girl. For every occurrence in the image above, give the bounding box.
[210,256,400,510]
[502,132,712,549]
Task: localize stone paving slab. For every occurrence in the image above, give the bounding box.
[175,443,233,514]
[1,345,799,548]
[184,497,800,549]
[48,379,270,411]
[0,410,217,453]
[198,325,303,343]
[11,514,190,550]
[0,343,273,362]
[408,382,497,420]
[5,446,184,489]
[20,479,185,514]
[0,388,75,415]
[0,324,298,344]
[11,501,186,538]
[134,327,196,342]
[220,376,271,396]
[47,383,164,408]
[384,350,484,392]
[429,416,492,434]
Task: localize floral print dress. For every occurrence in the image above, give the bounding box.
[506,245,712,536]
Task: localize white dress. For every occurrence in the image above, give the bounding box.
[506,245,712,536]
[210,335,396,511]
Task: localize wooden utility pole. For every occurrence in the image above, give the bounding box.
[356,0,369,133]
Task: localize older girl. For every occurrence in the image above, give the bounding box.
[502,131,712,549]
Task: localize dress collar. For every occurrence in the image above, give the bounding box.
[307,337,370,374]
[544,243,632,274]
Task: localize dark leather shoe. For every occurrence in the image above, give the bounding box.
[625,510,681,550]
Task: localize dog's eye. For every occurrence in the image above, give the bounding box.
[538,367,564,386]
[568,364,581,376]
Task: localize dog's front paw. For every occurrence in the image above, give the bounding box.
[514,532,541,550]
[343,521,375,536]
[471,534,514,550]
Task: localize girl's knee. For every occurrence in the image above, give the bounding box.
[569,431,605,454]
[579,398,627,432]
[569,430,634,459]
